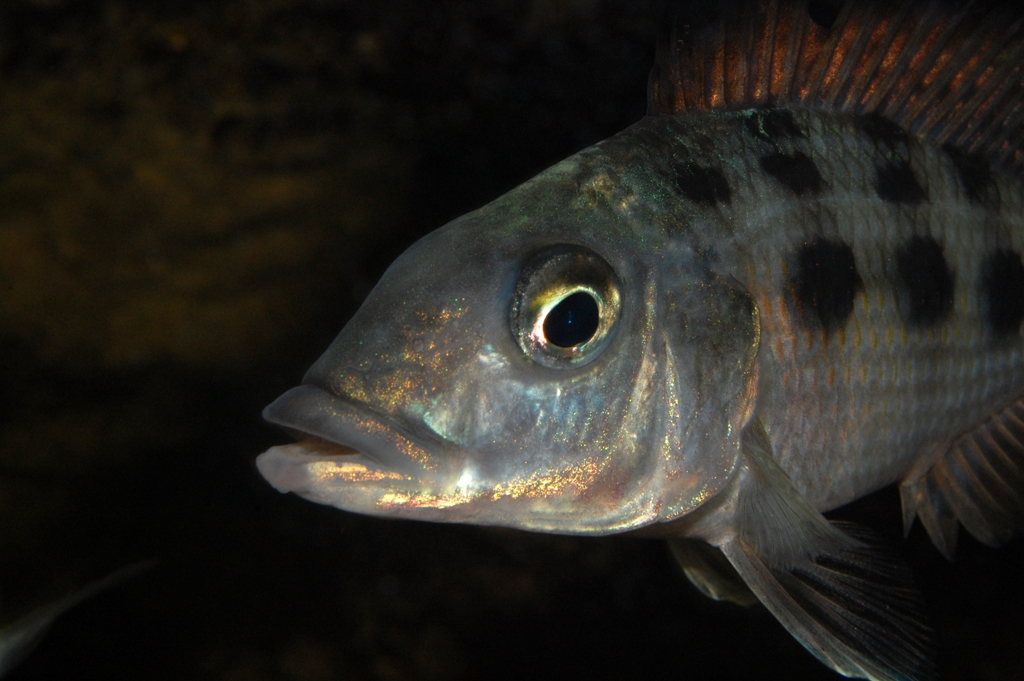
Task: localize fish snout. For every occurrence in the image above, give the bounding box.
[258,383,463,513]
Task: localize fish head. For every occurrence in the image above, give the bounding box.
[258,131,760,534]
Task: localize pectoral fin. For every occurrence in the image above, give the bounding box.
[667,537,757,606]
[715,421,935,681]
[901,397,1024,559]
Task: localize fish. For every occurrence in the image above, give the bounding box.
[256,2,1024,679]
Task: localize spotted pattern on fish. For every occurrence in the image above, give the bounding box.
[858,112,910,151]
[982,249,1024,336]
[895,235,955,327]
[943,144,997,205]
[672,162,731,206]
[759,151,824,196]
[668,106,1024,511]
[875,160,926,204]
[789,238,863,333]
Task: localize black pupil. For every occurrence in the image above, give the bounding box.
[543,291,600,348]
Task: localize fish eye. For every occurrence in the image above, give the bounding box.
[544,291,600,347]
[510,246,621,369]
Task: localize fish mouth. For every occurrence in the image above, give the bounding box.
[261,384,442,474]
[256,386,660,533]
[256,384,451,509]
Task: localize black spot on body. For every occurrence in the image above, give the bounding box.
[672,162,731,206]
[858,113,910,149]
[760,152,823,196]
[895,235,954,326]
[791,238,863,331]
[744,109,806,142]
[943,144,995,204]
[982,249,1024,336]
[876,161,926,204]
[808,0,843,29]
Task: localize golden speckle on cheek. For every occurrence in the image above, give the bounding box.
[309,459,412,484]
[336,373,371,403]
[395,436,434,470]
[688,483,711,508]
[490,456,606,501]
[354,416,437,471]
[377,489,479,510]
[336,301,481,424]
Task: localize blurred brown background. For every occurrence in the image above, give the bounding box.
[1,1,1021,679]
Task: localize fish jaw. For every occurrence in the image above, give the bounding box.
[255,440,433,518]
[257,383,471,522]
[261,384,449,480]
[256,382,665,532]
[255,438,663,532]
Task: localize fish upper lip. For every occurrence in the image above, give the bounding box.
[262,384,441,477]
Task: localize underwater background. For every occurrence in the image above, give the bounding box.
[1,1,1021,679]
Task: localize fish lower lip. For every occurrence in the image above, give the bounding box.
[255,437,417,499]
[261,383,438,476]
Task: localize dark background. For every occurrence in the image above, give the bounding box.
[0,1,1021,679]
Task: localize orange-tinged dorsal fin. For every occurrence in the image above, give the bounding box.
[648,0,1024,176]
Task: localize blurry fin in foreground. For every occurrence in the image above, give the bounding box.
[667,537,757,606]
[0,561,155,678]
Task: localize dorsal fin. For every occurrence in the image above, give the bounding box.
[648,0,1024,176]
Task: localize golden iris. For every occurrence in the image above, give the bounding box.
[511,246,621,369]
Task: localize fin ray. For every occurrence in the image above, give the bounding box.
[844,5,913,111]
[902,396,1024,558]
[913,473,960,559]
[801,1,860,105]
[965,434,1024,519]
[722,519,935,681]
[933,446,1002,547]
[827,4,892,109]
[778,1,809,102]
[932,18,1024,142]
